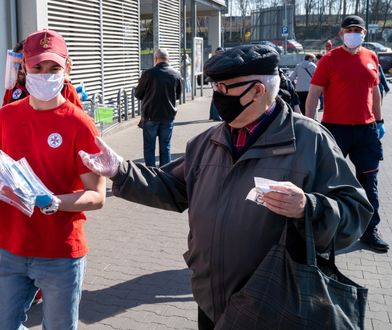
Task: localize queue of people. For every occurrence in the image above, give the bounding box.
[0,14,390,329]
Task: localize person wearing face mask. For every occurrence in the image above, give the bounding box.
[78,44,372,329]
[1,40,84,308]
[305,15,389,253]
[2,42,82,108]
[0,29,106,329]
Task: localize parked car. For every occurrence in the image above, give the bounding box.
[362,42,392,53]
[251,40,283,54]
[378,52,392,76]
[271,39,304,53]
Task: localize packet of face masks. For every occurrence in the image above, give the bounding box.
[0,151,53,217]
[4,50,23,90]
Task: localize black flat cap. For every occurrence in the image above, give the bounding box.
[341,15,366,29]
[204,44,279,82]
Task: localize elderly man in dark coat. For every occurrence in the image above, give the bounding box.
[79,44,373,330]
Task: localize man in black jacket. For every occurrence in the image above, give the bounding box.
[135,49,182,167]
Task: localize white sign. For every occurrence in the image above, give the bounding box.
[193,37,203,76]
[282,26,289,37]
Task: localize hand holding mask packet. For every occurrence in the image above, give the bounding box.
[0,151,53,216]
[4,50,23,90]
[246,177,289,206]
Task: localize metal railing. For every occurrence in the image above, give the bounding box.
[83,87,140,135]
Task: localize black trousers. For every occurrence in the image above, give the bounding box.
[297,91,309,115]
[198,306,215,330]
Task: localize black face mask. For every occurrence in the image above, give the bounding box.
[212,81,257,123]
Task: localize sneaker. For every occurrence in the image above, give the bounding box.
[360,228,390,252]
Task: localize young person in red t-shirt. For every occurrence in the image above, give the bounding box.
[0,29,106,329]
[2,40,84,307]
[305,15,388,252]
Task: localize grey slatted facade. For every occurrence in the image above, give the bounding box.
[47,0,139,102]
[158,0,180,70]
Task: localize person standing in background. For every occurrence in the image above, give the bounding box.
[325,39,333,52]
[135,48,182,167]
[289,53,317,114]
[209,47,225,121]
[2,41,83,108]
[378,64,390,103]
[306,15,389,252]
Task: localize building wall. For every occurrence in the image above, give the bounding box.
[156,0,181,70]
[47,0,140,103]
[0,0,18,100]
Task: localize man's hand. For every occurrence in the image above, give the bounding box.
[260,182,306,219]
[79,137,123,178]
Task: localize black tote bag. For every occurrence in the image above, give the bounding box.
[215,218,368,330]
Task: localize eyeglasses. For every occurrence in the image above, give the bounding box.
[212,79,262,95]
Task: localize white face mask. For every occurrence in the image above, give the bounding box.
[343,32,364,49]
[26,73,64,101]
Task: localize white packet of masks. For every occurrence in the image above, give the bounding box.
[4,50,23,90]
[0,150,53,217]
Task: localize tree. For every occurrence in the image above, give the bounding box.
[236,0,251,42]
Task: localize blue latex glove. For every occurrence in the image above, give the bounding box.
[377,122,385,139]
[35,194,53,208]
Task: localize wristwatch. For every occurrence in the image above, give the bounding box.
[40,196,60,215]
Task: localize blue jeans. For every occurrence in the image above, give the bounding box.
[143,120,174,167]
[323,123,383,231]
[0,248,85,330]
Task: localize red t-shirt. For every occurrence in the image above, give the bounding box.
[311,46,379,125]
[0,97,100,258]
[2,83,28,106]
[2,80,83,109]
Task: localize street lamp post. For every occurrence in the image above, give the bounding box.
[365,0,369,41]
[284,0,288,54]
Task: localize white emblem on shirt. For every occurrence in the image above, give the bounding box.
[47,133,62,148]
[12,88,23,100]
[367,63,375,70]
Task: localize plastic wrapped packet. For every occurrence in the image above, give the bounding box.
[0,151,52,217]
[4,50,23,90]
[246,177,289,206]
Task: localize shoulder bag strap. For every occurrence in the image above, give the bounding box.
[304,67,313,78]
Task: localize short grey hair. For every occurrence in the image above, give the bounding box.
[155,48,169,61]
[258,75,281,102]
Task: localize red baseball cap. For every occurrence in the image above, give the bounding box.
[24,29,68,68]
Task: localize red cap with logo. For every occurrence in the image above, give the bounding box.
[24,29,68,68]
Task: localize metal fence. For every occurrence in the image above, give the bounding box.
[82,87,141,135]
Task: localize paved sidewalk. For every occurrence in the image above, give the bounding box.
[27,89,392,329]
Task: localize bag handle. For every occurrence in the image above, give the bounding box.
[304,215,336,266]
[304,215,316,266]
[279,217,336,266]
